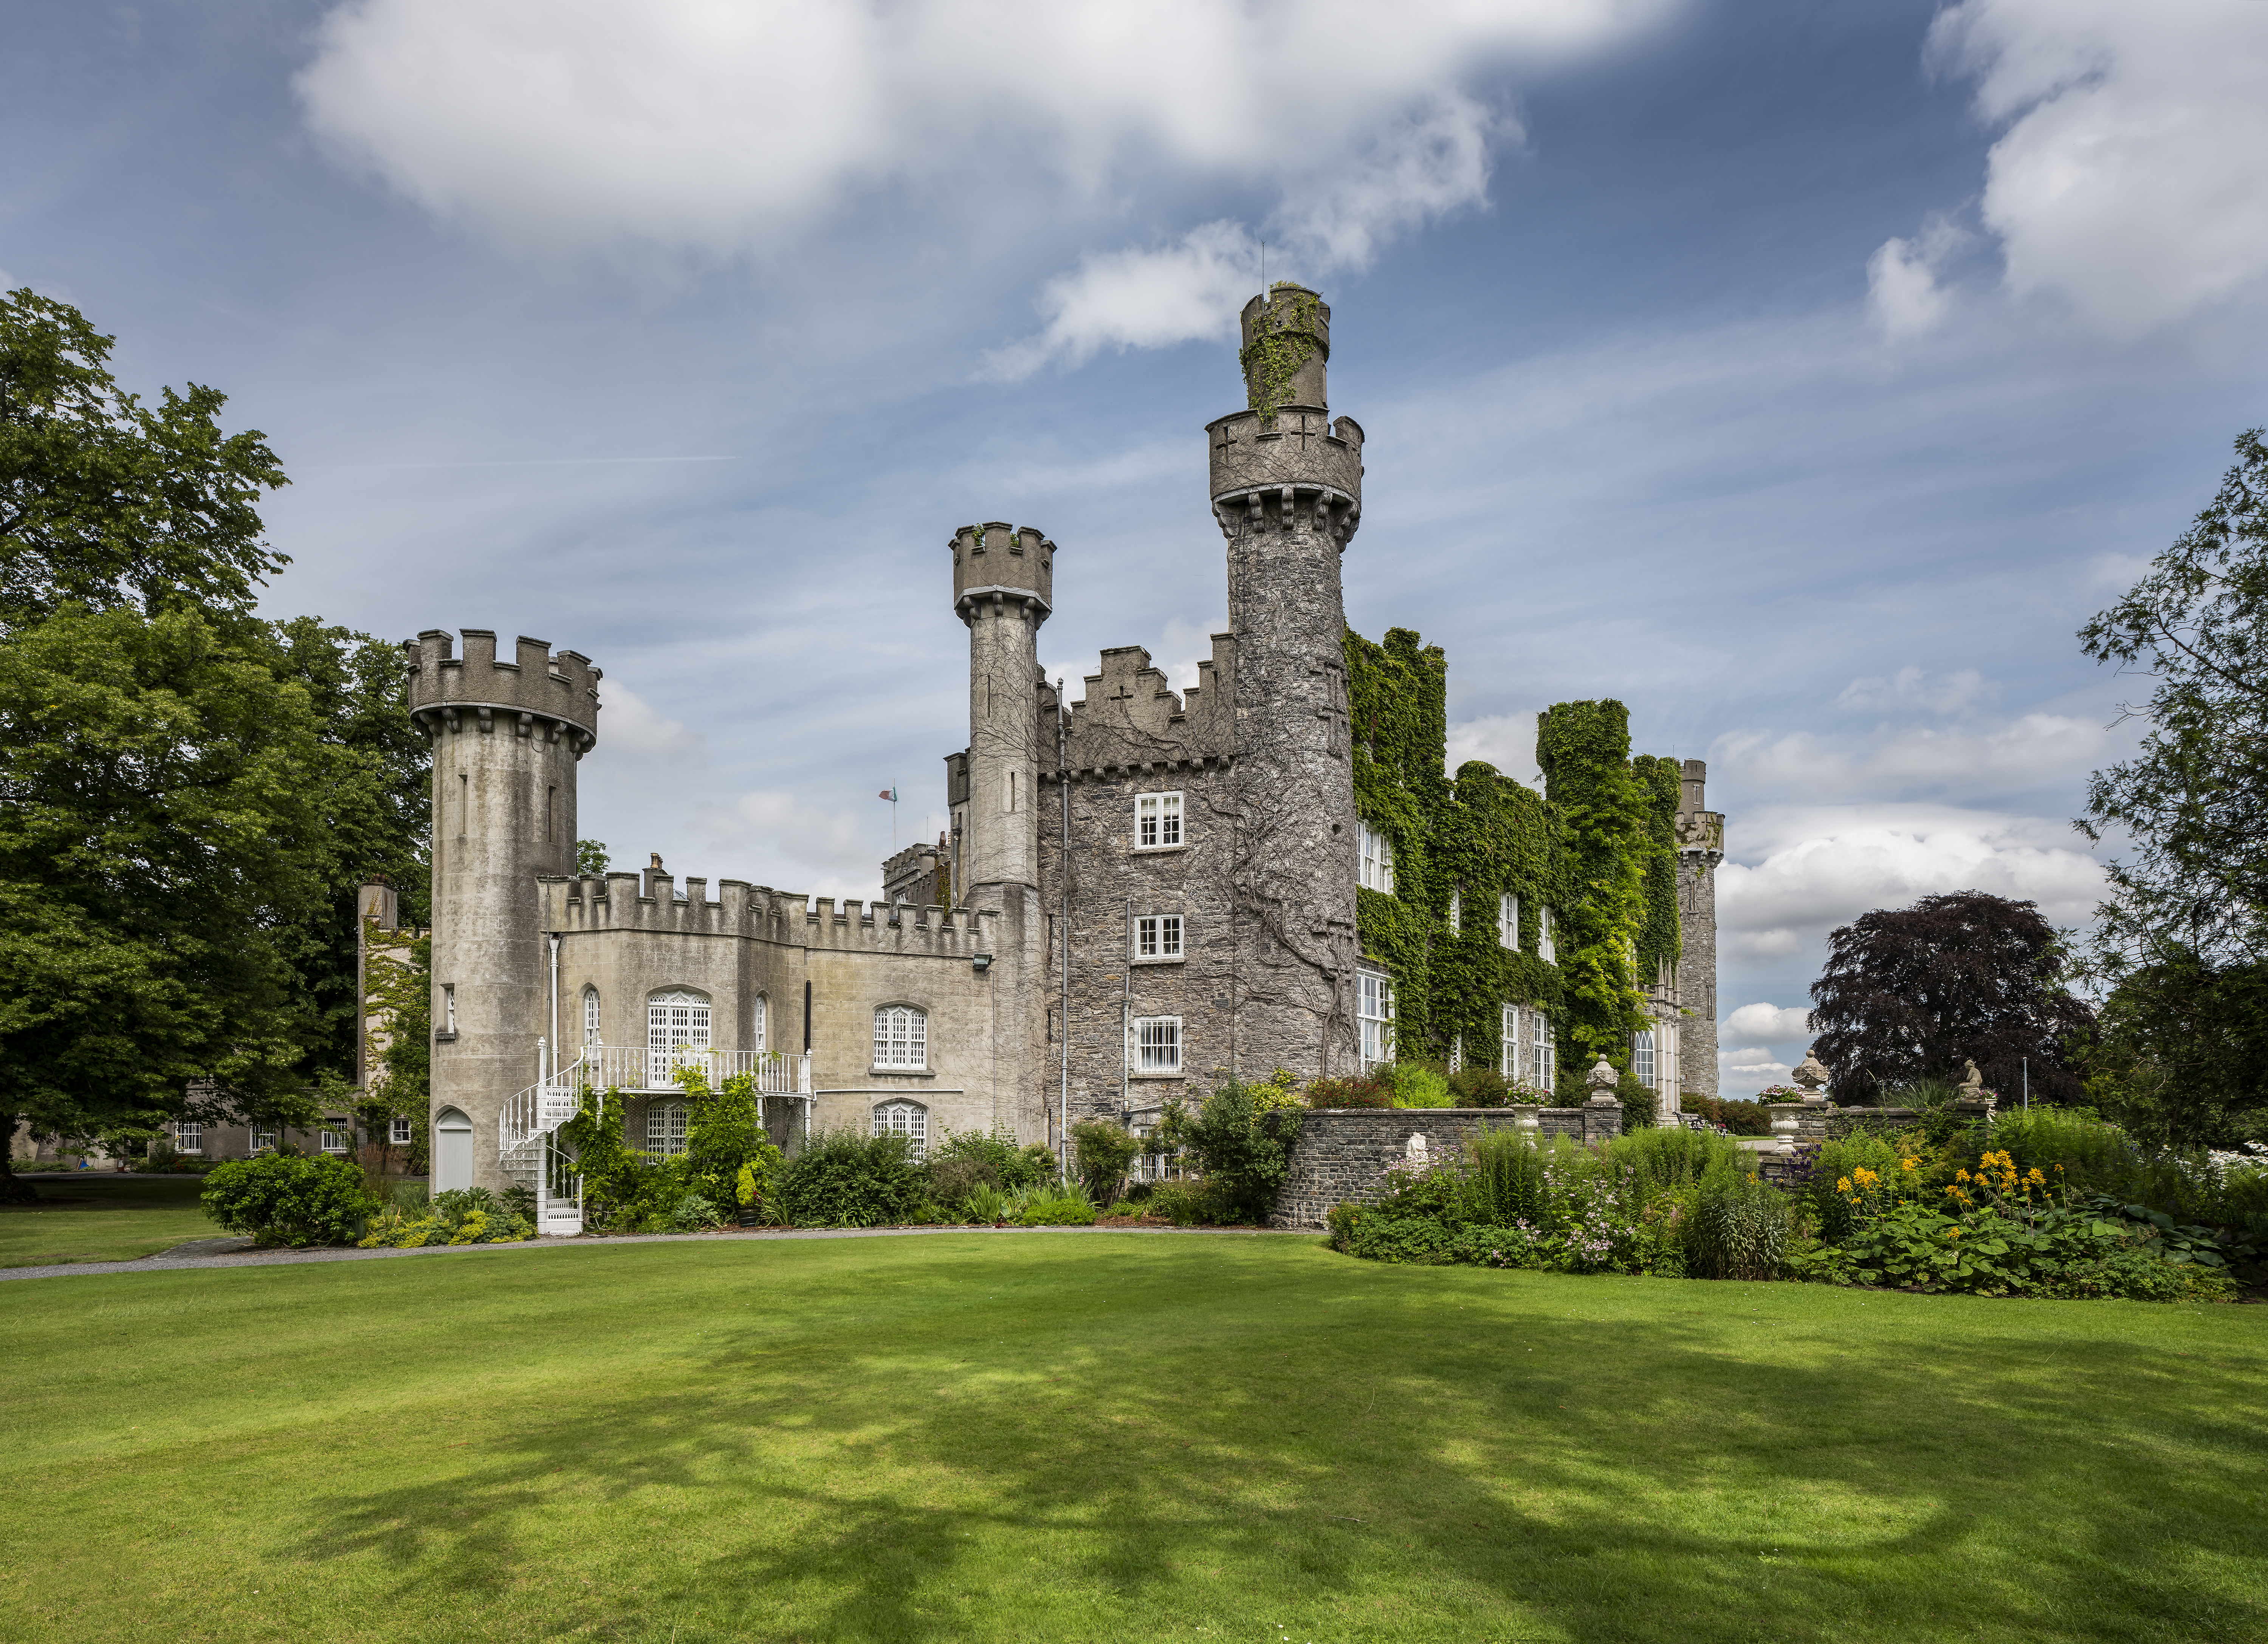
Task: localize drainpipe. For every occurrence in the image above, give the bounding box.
[1122,895,1132,1120]
[1058,678,1070,1179]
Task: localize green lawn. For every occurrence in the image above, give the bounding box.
[0,1173,219,1266]
[2,1234,2263,1644]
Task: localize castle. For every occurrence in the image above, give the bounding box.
[398,286,1724,1223]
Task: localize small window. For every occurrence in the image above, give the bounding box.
[1498,892,1519,949]
[1538,906,1557,964]
[389,1117,413,1146]
[1133,1016,1182,1074]
[1501,1004,1521,1078]
[1135,792,1184,850]
[1532,1016,1556,1091]
[1135,914,1184,960]
[1633,1029,1656,1091]
[874,1004,928,1070]
[1358,968,1394,1068]
[874,1100,929,1160]
[442,983,457,1035]
[174,1122,203,1154]
[1007,770,1018,813]
[253,1130,276,1154]
[646,1101,688,1156]
[582,987,601,1046]
[320,1129,350,1154]
[1447,889,1461,934]
[752,993,768,1055]
[1359,823,1394,893]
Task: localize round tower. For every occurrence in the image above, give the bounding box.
[1208,284,1363,1077]
[404,630,600,1190]
[951,522,1052,896]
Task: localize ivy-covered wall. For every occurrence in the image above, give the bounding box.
[1346,627,1680,1095]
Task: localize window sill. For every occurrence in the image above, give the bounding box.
[433,1030,458,1043]
[1130,955,1186,967]
[1131,844,1188,855]
[1129,1069,1186,1080]
[869,1066,936,1078]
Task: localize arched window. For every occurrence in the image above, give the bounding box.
[874,1099,928,1159]
[646,1101,688,1156]
[1632,1028,1656,1091]
[873,1005,928,1070]
[582,986,601,1047]
[752,993,768,1055]
[647,988,711,1088]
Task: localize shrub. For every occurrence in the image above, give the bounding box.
[1687,1095,1772,1135]
[1161,1080,1301,1223]
[669,1192,724,1232]
[1304,1072,1393,1108]
[1617,1071,1656,1131]
[1461,1127,1548,1225]
[359,1186,534,1248]
[1016,1182,1099,1226]
[202,1154,375,1247]
[1382,1063,1452,1108]
[1146,1180,1222,1226]
[1445,1067,1512,1107]
[927,1153,997,1209]
[930,1128,1056,1194]
[1684,1170,1791,1280]
[773,1129,929,1228]
[960,1182,1012,1223]
[1070,1119,1141,1205]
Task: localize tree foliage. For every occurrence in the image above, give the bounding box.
[2076,429,2268,1141]
[1809,892,2094,1105]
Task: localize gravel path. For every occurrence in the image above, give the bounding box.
[1,1222,1299,1284]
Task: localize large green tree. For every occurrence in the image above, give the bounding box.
[0,290,428,1200]
[2076,428,2268,1143]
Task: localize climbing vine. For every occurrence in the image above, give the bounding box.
[1347,630,1681,1099]
[1239,283,1324,423]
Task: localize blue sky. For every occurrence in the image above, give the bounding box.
[8,0,2265,1093]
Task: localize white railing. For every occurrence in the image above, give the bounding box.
[574,1043,812,1097]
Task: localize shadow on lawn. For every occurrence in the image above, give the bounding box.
[297,1257,2268,1644]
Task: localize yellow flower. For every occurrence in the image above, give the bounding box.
[1955,1169,1971,1183]
[2026,1168,2045,1186]
[1900,1157,1920,1172]
[1836,1177,1853,1194]
[1947,1226,1962,1238]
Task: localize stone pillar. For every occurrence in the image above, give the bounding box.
[1207,285,1363,1080]
[406,631,599,1192]
[1675,759,1725,1103]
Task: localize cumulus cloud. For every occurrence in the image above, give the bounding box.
[1721,1002,1814,1047]
[1923,0,2268,338]
[694,788,892,903]
[587,682,701,761]
[1719,1046,1791,1096]
[1866,216,1966,339]
[1447,712,1542,786]
[1833,666,1993,716]
[1709,710,2107,807]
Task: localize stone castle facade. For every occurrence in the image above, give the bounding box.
[399,287,1723,1201]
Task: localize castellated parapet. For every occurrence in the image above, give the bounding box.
[951,522,1053,624]
[404,629,601,750]
[1207,287,1363,545]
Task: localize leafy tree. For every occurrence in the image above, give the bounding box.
[2076,429,2268,1141]
[1809,892,2094,1106]
[1069,1118,1140,1205]
[357,930,431,1171]
[1161,1079,1301,1224]
[576,838,609,876]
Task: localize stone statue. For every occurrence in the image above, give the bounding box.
[1404,1132,1430,1165]
[1586,1055,1620,1104]
[1956,1059,1986,1101]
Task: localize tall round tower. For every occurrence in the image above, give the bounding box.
[951,522,1052,896]
[404,630,600,1190]
[1207,285,1364,1076]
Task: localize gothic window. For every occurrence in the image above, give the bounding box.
[1498,892,1519,949]
[1135,792,1184,850]
[1532,1016,1556,1092]
[174,1122,203,1153]
[582,986,601,1047]
[752,993,768,1055]
[1358,968,1395,1068]
[1633,1029,1656,1091]
[1359,824,1394,893]
[874,1100,929,1159]
[1501,1004,1521,1079]
[646,1101,688,1156]
[874,1005,928,1070]
[646,989,712,1088]
[389,1117,413,1146]
[1132,1016,1182,1074]
[1538,906,1557,964]
[1135,914,1184,960]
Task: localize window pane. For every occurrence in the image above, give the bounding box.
[1162,915,1182,957]
[1161,793,1182,846]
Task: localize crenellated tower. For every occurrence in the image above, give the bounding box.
[1208,285,1364,1077]
[405,630,600,1190]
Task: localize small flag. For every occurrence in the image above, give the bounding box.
[878,787,897,802]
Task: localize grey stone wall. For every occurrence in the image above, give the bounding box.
[1271,1106,1623,1230]
[1674,760,1723,1104]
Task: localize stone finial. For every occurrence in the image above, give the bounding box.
[1585,1055,1620,1105]
[1792,1049,1831,1102]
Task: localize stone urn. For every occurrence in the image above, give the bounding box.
[1583,1055,1620,1107]
[1791,1049,1832,1106]
[1507,1102,1543,1137]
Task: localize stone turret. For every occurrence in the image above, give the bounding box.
[1208,285,1362,1078]
[405,629,600,1190]
[1675,758,1725,1103]
[951,523,1051,896]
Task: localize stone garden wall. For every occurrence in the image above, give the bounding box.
[1271,1105,1622,1230]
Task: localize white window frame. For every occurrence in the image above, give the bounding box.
[873,1004,929,1071]
[389,1117,413,1146]
[1135,791,1184,851]
[1498,892,1519,950]
[442,983,457,1035]
[174,1122,203,1154]
[1501,1004,1521,1079]
[646,989,712,1089]
[1632,1029,1655,1092]
[752,993,767,1055]
[1538,906,1557,964]
[1134,913,1184,961]
[874,1099,929,1159]
[582,986,601,1047]
[646,1101,688,1157]
[1358,968,1395,1068]
[1532,1014,1556,1092]
[1359,823,1394,893]
[252,1129,276,1154]
[320,1129,350,1154]
[1132,1016,1182,1075]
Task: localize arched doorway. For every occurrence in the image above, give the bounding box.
[433,1107,474,1191]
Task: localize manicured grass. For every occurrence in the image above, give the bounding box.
[0,1173,218,1266]
[3,1234,2264,1644]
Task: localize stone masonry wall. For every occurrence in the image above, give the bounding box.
[1272,1106,1623,1230]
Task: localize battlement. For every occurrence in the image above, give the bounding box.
[1207,407,1363,518]
[951,522,1054,624]
[1057,634,1236,772]
[542,874,998,958]
[404,629,601,750]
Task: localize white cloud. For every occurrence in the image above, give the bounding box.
[1447,713,1542,786]
[1833,666,1993,716]
[694,788,890,903]
[588,682,701,761]
[1718,1046,1791,1097]
[1709,711,2107,806]
[1720,1002,1813,1047]
[1866,216,1966,339]
[1926,0,2268,339]
[985,221,1262,379]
